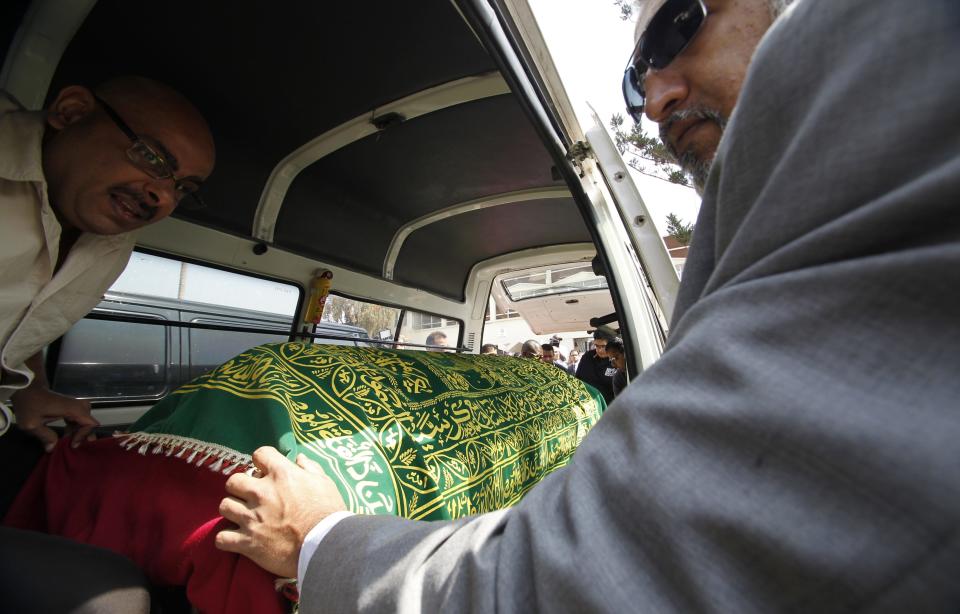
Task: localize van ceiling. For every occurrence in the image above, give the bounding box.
[46,0,591,301]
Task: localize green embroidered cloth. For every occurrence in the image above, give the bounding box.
[127,343,605,520]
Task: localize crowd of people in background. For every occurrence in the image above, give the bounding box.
[468,325,627,403]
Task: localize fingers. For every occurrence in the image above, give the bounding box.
[60,399,98,448]
[22,424,58,453]
[13,392,99,452]
[214,527,252,554]
[68,422,98,448]
[252,446,290,476]
[219,495,254,525]
[225,472,263,502]
[63,398,95,421]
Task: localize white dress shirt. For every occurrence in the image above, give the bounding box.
[297,511,355,585]
[0,92,136,434]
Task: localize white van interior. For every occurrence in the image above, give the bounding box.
[0,1,686,609]
[2,0,679,431]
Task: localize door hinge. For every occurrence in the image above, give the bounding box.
[566,141,593,176]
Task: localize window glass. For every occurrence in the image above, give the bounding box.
[501,263,608,301]
[52,251,300,402]
[323,294,401,342]
[322,294,460,350]
[408,311,443,330]
[185,316,289,381]
[399,310,461,350]
[111,251,299,315]
[53,312,172,401]
[311,322,372,347]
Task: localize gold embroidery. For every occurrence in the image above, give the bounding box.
[171,343,603,520]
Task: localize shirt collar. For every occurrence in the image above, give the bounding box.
[0,91,47,184]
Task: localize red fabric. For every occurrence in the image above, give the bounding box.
[4,437,288,614]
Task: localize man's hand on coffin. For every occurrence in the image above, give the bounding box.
[215,446,348,578]
[11,386,98,452]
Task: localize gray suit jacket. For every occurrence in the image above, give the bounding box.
[303,0,960,611]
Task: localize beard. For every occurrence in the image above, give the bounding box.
[659,107,727,194]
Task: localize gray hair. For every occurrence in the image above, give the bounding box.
[767,0,795,18]
[633,0,795,29]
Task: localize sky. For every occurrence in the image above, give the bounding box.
[527,0,701,236]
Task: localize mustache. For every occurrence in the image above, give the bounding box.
[658,107,727,160]
[658,107,727,194]
[112,186,158,221]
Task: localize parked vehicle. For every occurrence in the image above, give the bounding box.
[52,291,370,409]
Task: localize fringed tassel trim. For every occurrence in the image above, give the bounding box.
[113,432,253,475]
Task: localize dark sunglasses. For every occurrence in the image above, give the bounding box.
[622,0,708,122]
[94,94,206,210]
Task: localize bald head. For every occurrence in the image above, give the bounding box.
[95,76,215,165]
[43,76,215,235]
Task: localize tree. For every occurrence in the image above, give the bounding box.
[610,113,690,187]
[613,0,634,20]
[665,212,694,246]
[607,2,693,187]
[323,295,399,339]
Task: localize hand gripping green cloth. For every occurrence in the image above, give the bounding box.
[125,342,606,520]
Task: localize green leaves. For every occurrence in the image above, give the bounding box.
[665,212,694,245]
[610,113,689,187]
[613,0,634,21]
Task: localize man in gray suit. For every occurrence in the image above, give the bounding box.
[217,0,960,610]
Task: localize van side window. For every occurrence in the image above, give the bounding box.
[54,309,173,401]
[323,293,461,350]
[51,252,301,405]
[322,294,401,345]
[398,311,462,351]
[184,317,289,381]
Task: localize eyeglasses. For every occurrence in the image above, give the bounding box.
[94,94,206,210]
[622,0,708,122]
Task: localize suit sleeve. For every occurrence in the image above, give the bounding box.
[301,1,960,611]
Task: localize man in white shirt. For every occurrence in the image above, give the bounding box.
[0,76,214,613]
[0,77,215,451]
